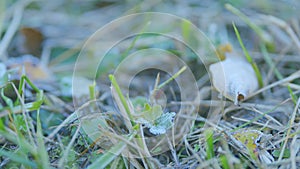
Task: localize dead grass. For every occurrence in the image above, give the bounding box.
[0,0,299,169]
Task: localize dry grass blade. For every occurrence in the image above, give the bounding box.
[86,132,135,169]
[0,0,33,59]
[46,111,77,140]
[247,71,300,100]
[58,124,81,168]
[225,3,273,45]
[1,1,300,168]
[184,136,203,163]
[248,107,282,127]
[260,14,300,51]
[290,131,300,169]
[278,98,300,161]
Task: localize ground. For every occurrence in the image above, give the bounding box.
[0,0,300,169]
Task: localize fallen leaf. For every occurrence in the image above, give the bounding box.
[19,27,44,57]
[232,129,274,163]
[209,52,258,105]
[6,55,53,82]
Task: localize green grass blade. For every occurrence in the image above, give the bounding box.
[58,125,81,168]
[111,156,124,169]
[158,66,186,89]
[121,20,150,59]
[205,128,214,159]
[220,155,230,169]
[272,149,290,158]
[109,74,134,124]
[36,109,51,169]
[0,149,37,168]
[181,19,191,42]
[89,81,96,100]
[225,4,273,46]
[0,117,4,131]
[16,75,44,106]
[0,129,36,155]
[87,133,134,169]
[232,22,264,88]
[1,88,13,109]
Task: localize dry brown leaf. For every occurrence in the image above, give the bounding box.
[19,27,44,57]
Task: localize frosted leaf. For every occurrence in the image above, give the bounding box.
[131,98,176,135]
[147,112,176,135]
[209,53,258,105]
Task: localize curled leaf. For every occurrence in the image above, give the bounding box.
[209,53,258,105]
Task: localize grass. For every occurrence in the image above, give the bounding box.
[232,22,264,88]
[0,75,51,168]
[0,1,300,169]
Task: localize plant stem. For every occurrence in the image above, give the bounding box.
[232,22,264,88]
[109,74,134,124]
[158,66,187,89]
